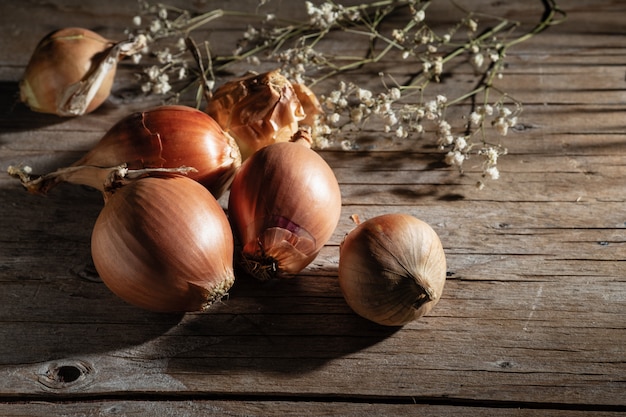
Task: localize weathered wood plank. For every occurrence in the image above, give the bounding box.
[1,401,624,417]
[1,0,625,415]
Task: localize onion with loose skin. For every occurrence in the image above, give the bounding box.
[91,175,235,312]
[206,69,307,161]
[9,105,241,198]
[338,213,447,326]
[20,27,146,116]
[228,139,342,280]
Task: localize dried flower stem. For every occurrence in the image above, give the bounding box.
[129,0,566,184]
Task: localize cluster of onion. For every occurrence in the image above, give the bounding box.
[10,104,243,312]
[206,69,447,326]
[13,45,342,311]
[17,28,446,324]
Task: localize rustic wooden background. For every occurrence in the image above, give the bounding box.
[0,0,624,415]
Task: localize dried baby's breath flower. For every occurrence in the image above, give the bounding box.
[127,0,565,182]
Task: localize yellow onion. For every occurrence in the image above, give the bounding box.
[91,175,234,312]
[20,27,145,116]
[205,69,306,161]
[291,82,323,127]
[228,140,341,280]
[338,213,447,326]
[9,105,241,198]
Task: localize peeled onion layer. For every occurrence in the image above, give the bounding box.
[9,105,241,198]
[206,69,306,161]
[338,214,447,326]
[241,217,318,278]
[228,141,342,280]
[91,175,235,312]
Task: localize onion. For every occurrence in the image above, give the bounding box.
[228,140,342,280]
[20,27,146,116]
[91,175,235,312]
[205,69,306,161]
[291,82,323,127]
[338,213,447,326]
[9,105,241,198]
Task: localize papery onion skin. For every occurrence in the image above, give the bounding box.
[338,213,446,326]
[20,27,115,115]
[73,105,241,197]
[206,69,305,161]
[91,175,235,313]
[291,83,322,127]
[228,141,342,280]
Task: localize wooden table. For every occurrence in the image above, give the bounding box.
[1,0,624,415]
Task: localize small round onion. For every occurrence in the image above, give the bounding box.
[91,175,235,312]
[11,105,241,198]
[228,141,342,280]
[338,213,447,326]
[20,28,115,116]
[206,69,306,161]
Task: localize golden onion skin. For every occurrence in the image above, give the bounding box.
[228,141,342,280]
[206,69,305,161]
[20,27,115,115]
[338,213,446,326]
[91,175,235,312]
[73,105,241,198]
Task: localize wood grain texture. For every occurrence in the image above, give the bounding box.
[0,0,625,415]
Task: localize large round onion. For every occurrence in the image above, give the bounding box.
[72,105,241,197]
[91,175,235,312]
[228,141,342,280]
[338,213,447,326]
[11,105,241,198]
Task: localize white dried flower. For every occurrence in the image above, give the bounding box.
[149,19,162,34]
[494,117,509,135]
[146,65,160,81]
[389,87,401,100]
[467,18,478,32]
[340,139,353,150]
[157,7,167,20]
[350,107,363,124]
[357,88,373,105]
[384,112,398,127]
[433,56,443,78]
[392,29,405,43]
[469,111,481,126]
[445,151,465,167]
[484,165,500,180]
[133,16,142,26]
[414,10,425,23]
[247,55,261,66]
[454,136,468,151]
[471,53,484,69]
